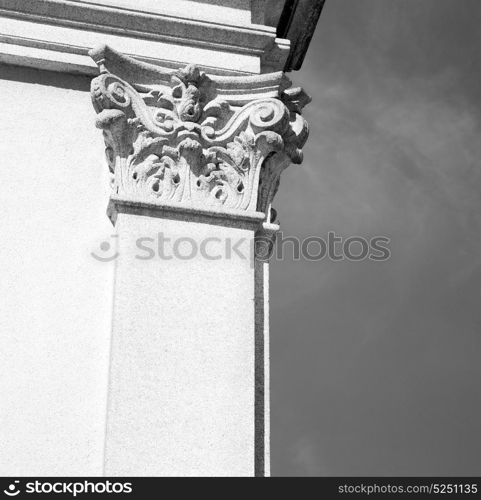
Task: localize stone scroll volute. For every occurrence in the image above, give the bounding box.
[90,45,310,222]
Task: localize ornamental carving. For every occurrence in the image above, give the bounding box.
[90,45,310,220]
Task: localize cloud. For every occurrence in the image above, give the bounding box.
[272,0,481,476]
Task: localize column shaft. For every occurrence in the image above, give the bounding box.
[104,205,264,476]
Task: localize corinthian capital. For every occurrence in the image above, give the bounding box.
[89,45,310,223]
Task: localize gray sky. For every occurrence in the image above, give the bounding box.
[271,0,481,476]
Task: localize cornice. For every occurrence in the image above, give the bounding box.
[0,0,276,53]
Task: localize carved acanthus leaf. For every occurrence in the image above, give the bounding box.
[90,45,310,217]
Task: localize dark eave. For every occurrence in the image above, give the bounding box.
[277,0,326,72]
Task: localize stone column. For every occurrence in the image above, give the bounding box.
[89,45,309,476]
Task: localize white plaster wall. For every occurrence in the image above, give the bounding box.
[0,65,113,476]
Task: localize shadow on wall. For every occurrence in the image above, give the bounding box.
[0,63,91,91]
